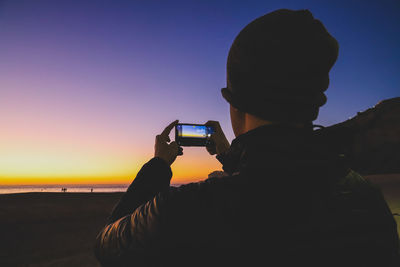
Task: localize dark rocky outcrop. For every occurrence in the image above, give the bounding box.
[318,97,400,175]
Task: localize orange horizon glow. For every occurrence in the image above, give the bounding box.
[0,170,219,186]
[0,177,214,186]
[0,142,223,185]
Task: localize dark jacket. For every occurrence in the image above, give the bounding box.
[95,125,400,267]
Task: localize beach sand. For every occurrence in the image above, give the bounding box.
[0,176,399,267]
[0,192,122,267]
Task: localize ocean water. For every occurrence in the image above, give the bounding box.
[0,183,183,194]
[0,184,130,194]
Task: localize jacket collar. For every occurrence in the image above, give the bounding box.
[220,124,316,175]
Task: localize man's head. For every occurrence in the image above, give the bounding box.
[222,9,339,136]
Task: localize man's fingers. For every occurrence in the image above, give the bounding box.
[206,138,217,155]
[156,134,170,145]
[169,141,183,155]
[170,141,180,150]
[206,146,216,155]
[209,133,217,143]
[161,120,179,139]
[205,120,218,127]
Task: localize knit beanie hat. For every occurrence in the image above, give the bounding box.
[222,9,339,122]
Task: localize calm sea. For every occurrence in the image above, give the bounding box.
[0,184,129,194]
[0,183,183,194]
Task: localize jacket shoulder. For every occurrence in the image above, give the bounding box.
[337,169,373,188]
[329,169,387,211]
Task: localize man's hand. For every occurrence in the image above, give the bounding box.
[155,120,183,166]
[205,120,230,156]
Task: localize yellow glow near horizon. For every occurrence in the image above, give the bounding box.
[0,152,140,185]
[0,142,223,185]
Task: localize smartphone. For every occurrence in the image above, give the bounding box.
[175,123,215,147]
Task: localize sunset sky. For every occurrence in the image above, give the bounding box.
[0,0,399,185]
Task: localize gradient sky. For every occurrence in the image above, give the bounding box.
[0,0,399,185]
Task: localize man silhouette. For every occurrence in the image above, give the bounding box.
[95,9,399,266]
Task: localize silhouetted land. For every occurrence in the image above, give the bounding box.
[0,176,399,267]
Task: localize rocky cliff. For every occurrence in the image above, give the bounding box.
[321,97,400,175]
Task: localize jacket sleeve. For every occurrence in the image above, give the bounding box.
[94,157,173,266]
[107,157,172,224]
[94,158,214,266]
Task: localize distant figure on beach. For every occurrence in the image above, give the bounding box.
[91,188,93,193]
[61,187,67,193]
[95,9,400,267]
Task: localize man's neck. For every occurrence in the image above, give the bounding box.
[244,113,307,134]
